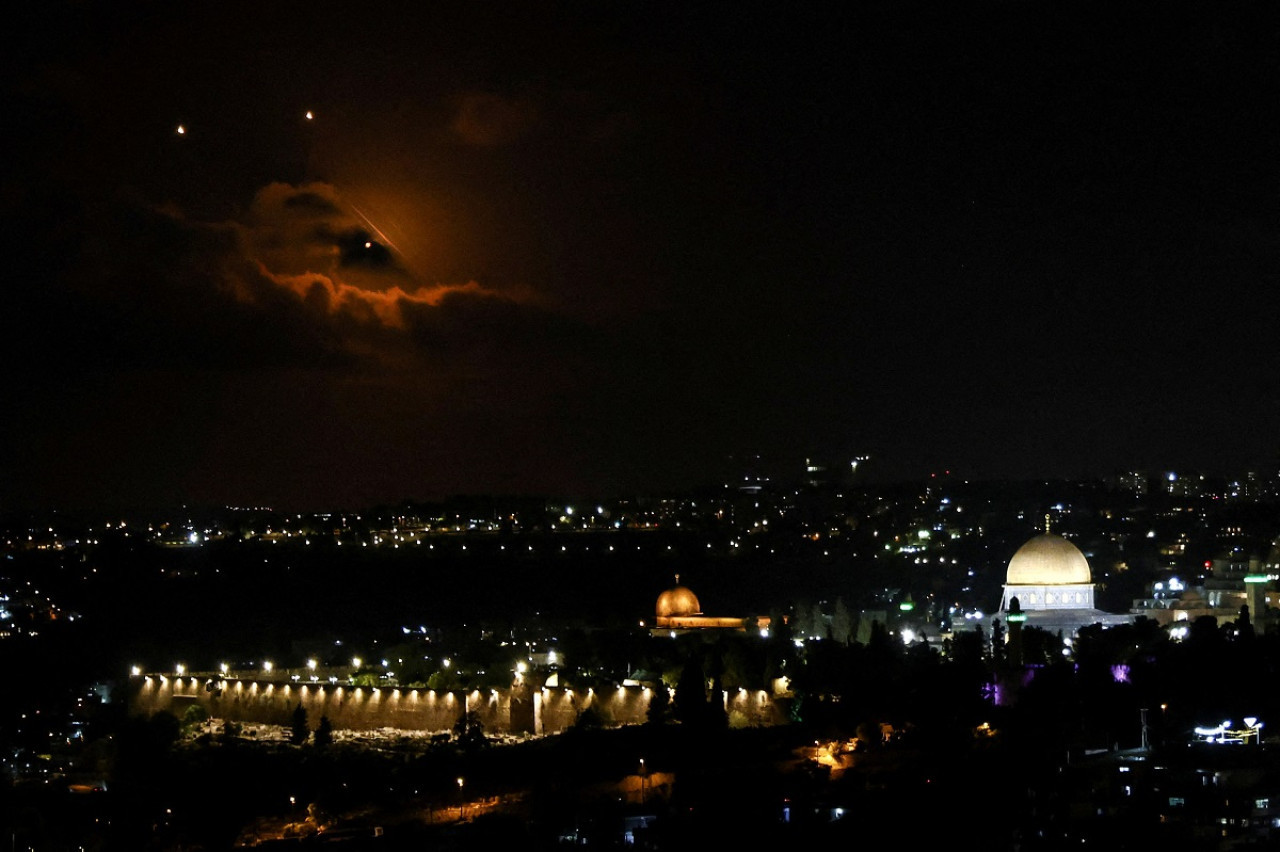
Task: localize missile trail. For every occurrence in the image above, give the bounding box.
[349,205,404,256]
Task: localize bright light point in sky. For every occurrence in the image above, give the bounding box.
[305,110,313,120]
[176,124,185,135]
[364,241,372,249]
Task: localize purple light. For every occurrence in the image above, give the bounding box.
[1111,664,1131,683]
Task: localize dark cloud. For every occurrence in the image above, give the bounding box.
[1,172,558,385]
[56,200,351,373]
[0,175,597,510]
[284,191,342,214]
[336,230,395,269]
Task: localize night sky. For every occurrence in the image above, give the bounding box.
[3,2,1276,511]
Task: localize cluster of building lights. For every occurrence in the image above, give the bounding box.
[1194,718,1264,744]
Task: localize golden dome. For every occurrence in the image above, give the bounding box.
[1006,533,1091,585]
[656,584,701,618]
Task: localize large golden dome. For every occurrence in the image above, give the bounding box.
[1006,533,1091,585]
[656,584,701,618]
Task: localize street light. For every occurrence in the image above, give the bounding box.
[457,777,465,818]
[639,758,648,806]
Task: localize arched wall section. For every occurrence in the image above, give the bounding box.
[130,677,786,734]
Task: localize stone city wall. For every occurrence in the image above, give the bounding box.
[129,676,786,734]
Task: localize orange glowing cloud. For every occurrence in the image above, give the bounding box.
[229,181,521,328]
[263,268,492,328]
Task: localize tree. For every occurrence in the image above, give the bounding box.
[787,691,805,724]
[949,624,986,669]
[706,673,728,730]
[314,716,333,748]
[831,598,853,645]
[810,602,827,640]
[307,802,335,832]
[990,618,1006,668]
[1021,625,1060,666]
[673,657,707,726]
[646,684,671,726]
[572,704,609,731]
[453,710,487,752]
[719,640,756,690]
[181,703,210,734]
[289,703,310,745]
[148,711,182,751]
[427,670,460,691]
[856,720,882,751]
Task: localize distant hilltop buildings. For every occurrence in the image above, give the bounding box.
[7,461,1280,656]
[1104,466,1280,500]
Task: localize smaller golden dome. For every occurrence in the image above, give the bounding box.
[657,581,701,618]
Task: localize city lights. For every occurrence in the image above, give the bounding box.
[0,5,1273,845]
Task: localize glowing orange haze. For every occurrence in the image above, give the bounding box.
[265,267,493,328]
[223,181,525,328]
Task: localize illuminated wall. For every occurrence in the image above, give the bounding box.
[130,677,786,734]
[724,687,785,728]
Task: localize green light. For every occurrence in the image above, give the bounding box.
[1007,613,1027,623]
[1244,575,1269,584]
[899,602,915,611]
